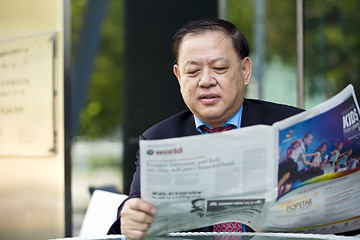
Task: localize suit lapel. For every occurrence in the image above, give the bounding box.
[179,109,201,137]
[184,117,201,136]
[241,99,263,127]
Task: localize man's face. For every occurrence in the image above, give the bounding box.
[173,30,252,127]
[338,142,343,150]
[320,144,327,154]
[304,135,313,146]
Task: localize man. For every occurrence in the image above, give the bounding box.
[108,19,303,239]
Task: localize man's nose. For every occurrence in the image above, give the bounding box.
[198,68,217,87]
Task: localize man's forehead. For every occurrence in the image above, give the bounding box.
[183,29,227,39]
[181,30,229,45]
[183,58,229,67]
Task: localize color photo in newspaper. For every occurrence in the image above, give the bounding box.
[267,84,360,234]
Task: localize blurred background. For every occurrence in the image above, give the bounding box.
[70,0,360,236]
[0,0,359,239]
[71,0,360,236]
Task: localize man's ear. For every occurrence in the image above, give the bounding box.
[242,57,252,86]
[173,64,181,84]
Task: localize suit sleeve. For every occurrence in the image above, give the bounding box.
[107,135,144,235]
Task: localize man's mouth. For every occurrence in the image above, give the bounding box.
[199,94,219,104]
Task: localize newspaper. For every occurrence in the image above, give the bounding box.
[140,84,360,236]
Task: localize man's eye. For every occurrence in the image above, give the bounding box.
[214,67,227,73]
[186,70,200,76]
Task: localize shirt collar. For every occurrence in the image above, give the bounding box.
[194,105,244,134]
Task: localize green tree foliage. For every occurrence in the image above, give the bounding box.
[227,0,254,49]
[228,0,359,101]
[72,0,124,138]
[73,0,359,138]
[228,0,296,65]
[304,0,360,98]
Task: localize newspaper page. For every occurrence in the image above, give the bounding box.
[140,84,360,236]
[140,125,277,235]
[266,84,360,234]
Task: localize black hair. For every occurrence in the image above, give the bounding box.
[171,18,250,63]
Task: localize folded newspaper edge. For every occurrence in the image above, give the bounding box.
[49,232,360,240]
[169,232,360,239]
[140,84,360,236]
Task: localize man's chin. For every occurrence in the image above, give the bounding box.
[196,113,227,127]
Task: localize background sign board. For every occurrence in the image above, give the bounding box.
[0,33,56,156]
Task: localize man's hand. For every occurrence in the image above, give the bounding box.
[120,198,156,239]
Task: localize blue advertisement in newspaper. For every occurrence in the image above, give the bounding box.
[277,95,360,198]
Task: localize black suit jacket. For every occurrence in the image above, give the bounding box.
[108,99,303,234]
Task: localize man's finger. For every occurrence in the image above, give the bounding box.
[121,207,154,224]
[125,198,156,215]
[122,228,147,240]
[122,218,151,232]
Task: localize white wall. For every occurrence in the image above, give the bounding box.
[0,0,68,239]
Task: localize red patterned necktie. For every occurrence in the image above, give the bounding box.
[200,124,245,232]
[213,222,244,232]
[200,125,235,134]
